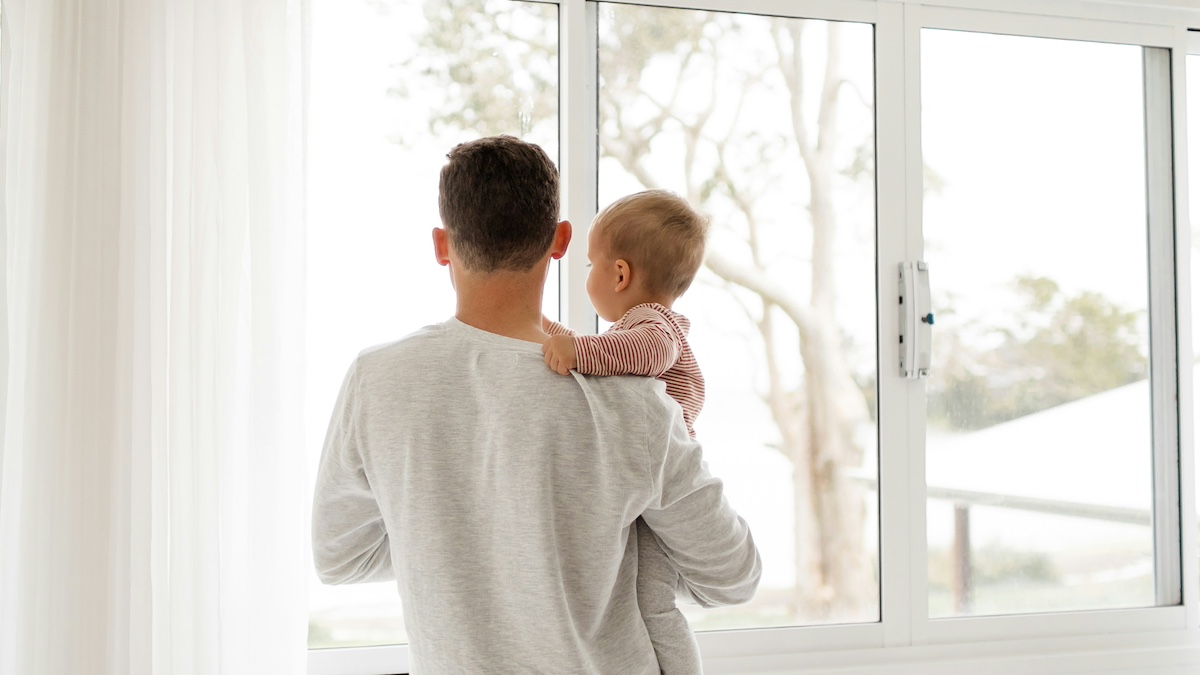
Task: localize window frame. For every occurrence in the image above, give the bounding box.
[1181,24,1200,636]
[308,1,1200,673]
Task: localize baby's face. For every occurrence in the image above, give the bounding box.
[586,228,627,323]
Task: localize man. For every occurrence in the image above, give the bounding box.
[311,135,761,674]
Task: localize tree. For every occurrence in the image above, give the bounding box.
[929,276,1149,431]
[402,1,557,145]
[404,0,876,622]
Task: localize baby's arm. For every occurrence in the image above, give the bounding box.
[541,316,579,375]
[543,316,575,337]
[574,307,682,378]
[543,335,576,376]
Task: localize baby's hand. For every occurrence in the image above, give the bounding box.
[542,335,577,376]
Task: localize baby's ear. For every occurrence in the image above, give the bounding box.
[614,259,632,292]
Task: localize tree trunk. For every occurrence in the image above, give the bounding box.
[799,312,874,619]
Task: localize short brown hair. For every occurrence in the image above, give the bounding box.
[592,190,710,298]
[438,136,560,273]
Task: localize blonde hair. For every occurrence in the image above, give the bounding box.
[591,190,710,299]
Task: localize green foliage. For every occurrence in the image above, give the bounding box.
[928,275,1148,431]
[927,542,1060,593]
[307,619,336,649]
[594,6,713,113]
[596,6,711,82]
[406,0,558,141]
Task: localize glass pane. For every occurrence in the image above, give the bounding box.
[922,30,1154,617]
[598,5,879,628]
[306,0,559,649]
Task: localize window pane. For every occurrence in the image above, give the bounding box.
[306,0,559,649]
[922,30,1154,617]
[598,5,879,628]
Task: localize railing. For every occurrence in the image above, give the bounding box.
[927,485,1151,614]
[849,473,1156,614]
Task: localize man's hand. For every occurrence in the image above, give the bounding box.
[542,335,578,376]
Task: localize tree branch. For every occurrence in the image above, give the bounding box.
[705,250,814,339]
[774,19,812,163]
[816,22,842,155]
[599,134,660,189]
[713,136,762,244]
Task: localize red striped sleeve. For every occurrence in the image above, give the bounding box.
[544,318,575,337]
[572,303,705,437]
[574,312,681,378]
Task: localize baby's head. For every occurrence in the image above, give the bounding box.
[586,190,710,322]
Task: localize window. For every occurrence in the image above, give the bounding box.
[306,0,558,650]
[596,4,879,629]
[309,2,1200,673]
[922,30,1157,617]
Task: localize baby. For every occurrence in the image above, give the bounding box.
[541,189,710,675]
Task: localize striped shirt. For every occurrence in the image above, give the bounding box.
[547,303,704,437]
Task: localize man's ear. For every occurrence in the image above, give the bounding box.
[614,259,631,293]
[432,227,450,267]
[549,220,572,260]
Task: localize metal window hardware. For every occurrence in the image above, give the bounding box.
[899,261,932,379]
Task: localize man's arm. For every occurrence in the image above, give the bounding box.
[638,390,761,608]
[311,360,394,585]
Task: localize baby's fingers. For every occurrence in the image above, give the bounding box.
[543,348,565,375]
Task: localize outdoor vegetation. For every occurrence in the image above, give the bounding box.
[409,0,1151,625]
[929,275,1148,431]
[414,0,879,624]
[309,0,1161,648]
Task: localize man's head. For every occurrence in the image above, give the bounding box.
[437,135,561,273]
[587,190,710,306]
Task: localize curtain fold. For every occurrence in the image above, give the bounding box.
[0,1,309,673]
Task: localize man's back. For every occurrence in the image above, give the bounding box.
[312,318,760,674]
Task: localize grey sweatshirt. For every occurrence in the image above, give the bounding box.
[311,318,761,674]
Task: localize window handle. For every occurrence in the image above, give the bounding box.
[899,261,932,379]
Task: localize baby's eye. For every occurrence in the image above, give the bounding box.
[585,263,592,268]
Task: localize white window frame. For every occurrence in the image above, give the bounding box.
[309,2,1200,673]
[1181,21,1199,633]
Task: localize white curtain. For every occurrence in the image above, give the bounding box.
[0,1,309,673]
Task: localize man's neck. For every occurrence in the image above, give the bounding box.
[454,272,548,344]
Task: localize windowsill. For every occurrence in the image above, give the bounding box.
[308,613,1200,675]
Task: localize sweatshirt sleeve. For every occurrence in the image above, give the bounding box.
[544,318,576,336]
[575,307,682,378]
[638,390,762,608]
[311,360,394,585]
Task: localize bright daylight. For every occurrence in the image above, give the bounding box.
[305,0,1197,658]
[3,0,1200,674]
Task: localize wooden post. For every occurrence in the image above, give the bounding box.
[953,504,972,615]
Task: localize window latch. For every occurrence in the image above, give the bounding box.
[899,261,932,379]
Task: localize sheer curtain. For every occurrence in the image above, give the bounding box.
[0,1,309,673]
